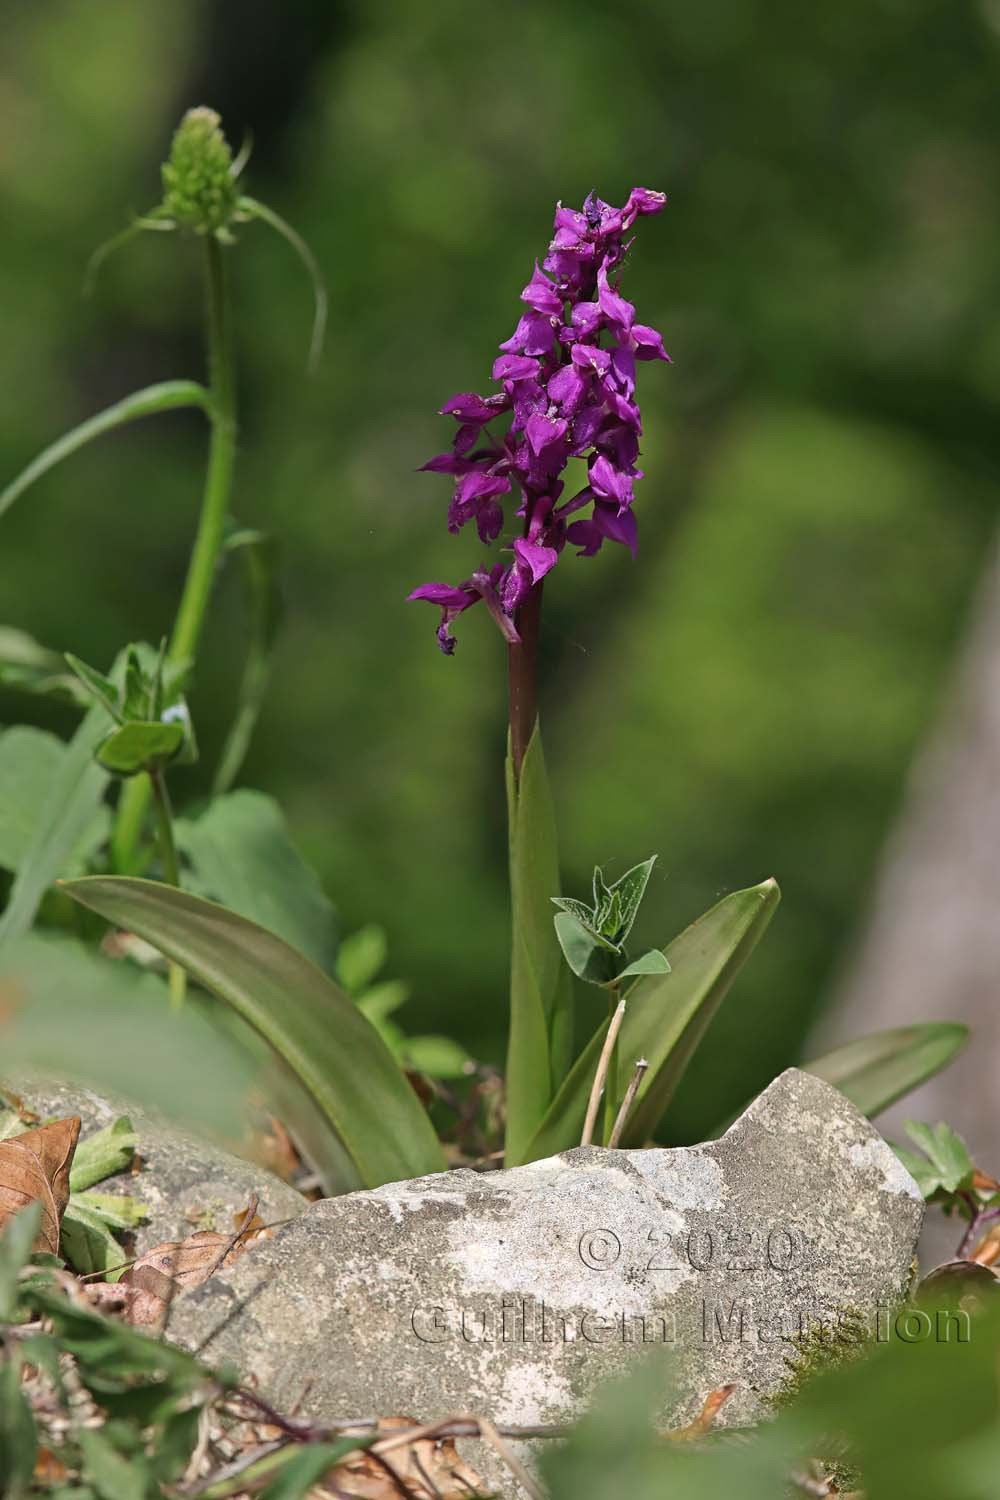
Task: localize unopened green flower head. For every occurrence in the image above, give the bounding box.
[161,107,239,235]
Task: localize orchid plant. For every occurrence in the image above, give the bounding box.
[0,112,968,1199]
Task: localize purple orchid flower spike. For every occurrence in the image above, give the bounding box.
[408,186,670,728]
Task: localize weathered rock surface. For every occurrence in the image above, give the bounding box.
[9,1078,307,1253]
[168,1069,921,1489]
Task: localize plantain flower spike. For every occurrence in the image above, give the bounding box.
[161,107,241,239]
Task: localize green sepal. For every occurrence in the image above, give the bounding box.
[97,721,185,777]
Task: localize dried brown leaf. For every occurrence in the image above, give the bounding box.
[662,1383,735,1442]
[121,1205,261,1327]
[0,1115,80,1253]
[326,1415,488,1499]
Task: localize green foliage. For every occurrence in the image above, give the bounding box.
[894,1119,976,1199]
[805,1024,970,1119]
[212,528,283,795]
[61,877,445,1189]
[504,727,575,1166]
[542,1298,1000,1499]
[337,924,471,1079]
[66,644,196,778]
[175,789,337,973]
[0,382,211,522]
[524,879,780,1160]
[0,707,110,950]
[0,932,258,1135]
[553,856,670,987]
[0,1214,224,1499]
[0,727,107,877]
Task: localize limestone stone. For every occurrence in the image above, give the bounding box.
[10,1077,307,1253]
[168,1069,922,1491]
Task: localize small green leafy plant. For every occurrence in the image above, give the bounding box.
[0,110,969,1201]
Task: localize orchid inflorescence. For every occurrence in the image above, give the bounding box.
[409,187,670,654]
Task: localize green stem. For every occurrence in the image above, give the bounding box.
[602,982,621,1144]
[111,237,237,872]
[148,768,185,1008]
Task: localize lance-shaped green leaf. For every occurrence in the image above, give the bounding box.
[60,877,445,1189]
[803,1023,968,1119]
[0,381,211,521]
[0,628,88,704]
[0,707,110,949]
[504,728,574,1166]
[520,878,780,1162]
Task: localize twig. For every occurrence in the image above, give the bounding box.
[580,998,627,1147]
[958,1203,1000,1259]
[607,1058,649,1148]
[475,1415,546,1500]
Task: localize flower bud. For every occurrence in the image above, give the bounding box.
[161,107,238,236]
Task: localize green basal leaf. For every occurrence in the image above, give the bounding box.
[60,878,445,1189]
[554,911,618,985]
[523,878,780,1160]
[803,1023,969,1119]
[175,790,338,974]
[614,949,672,981]
[69,1116,137,1192]
[0,1355,36,1499]
[608,855,658,945]
[0,932,257,1136]
[71,1190,147,1231]
[0,727,106,878]
[64,654,123,723]
[61,1201,124,1277]
[0,706,110,949]
[96,720,185,776]
[504,726,574,1166]
[0,1202,42,1321]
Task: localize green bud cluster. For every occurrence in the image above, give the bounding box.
[161,107,239,235]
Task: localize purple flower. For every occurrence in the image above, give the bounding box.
[410,187,669,652]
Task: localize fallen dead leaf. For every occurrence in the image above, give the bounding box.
[33,1447,69,1484]
[662,1384,735,1442]
[122,1195,262,1326]
[0,1115,80,1254]
[324,1416,488,1499]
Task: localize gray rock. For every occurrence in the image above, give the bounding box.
[169,1070,921,1492]
[10,1077,306,1253]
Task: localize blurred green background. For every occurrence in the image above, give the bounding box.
[2,0,998,1141]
